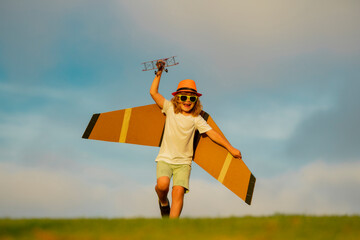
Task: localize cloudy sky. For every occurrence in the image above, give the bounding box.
[1,0,359,218]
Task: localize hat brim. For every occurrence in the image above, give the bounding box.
[172,91,202,97]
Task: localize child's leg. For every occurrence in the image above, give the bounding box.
[170,186,185,218]
[155,176,170,206]
[170,164,191,218]
[156,161,173,207]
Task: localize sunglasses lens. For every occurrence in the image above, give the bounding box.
[190,96,197,102]
[180,96,187,101]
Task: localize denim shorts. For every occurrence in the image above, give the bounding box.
[156,161,191,193]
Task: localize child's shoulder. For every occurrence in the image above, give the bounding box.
[162,99,173,112]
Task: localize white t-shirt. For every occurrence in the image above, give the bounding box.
[155,99,212,165]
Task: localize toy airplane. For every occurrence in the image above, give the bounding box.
[142,56,179,75]
[82,104,256,205]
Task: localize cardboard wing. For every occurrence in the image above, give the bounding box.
[82,104,255,205]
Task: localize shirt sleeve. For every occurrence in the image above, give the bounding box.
[161,99,171,114]
[195,115,212,134]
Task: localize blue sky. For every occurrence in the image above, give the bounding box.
[1,0,359,218]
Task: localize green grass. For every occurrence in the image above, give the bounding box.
[1,215,359,240]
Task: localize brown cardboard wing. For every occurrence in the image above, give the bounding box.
[82,104,166,147]
[82,104,255,204]
[194,112,256,205]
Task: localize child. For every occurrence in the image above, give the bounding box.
[150,60,241,218]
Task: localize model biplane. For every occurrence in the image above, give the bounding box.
[82,104,256,205]
[142,56,179,75]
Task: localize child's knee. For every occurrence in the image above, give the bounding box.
[156,184,169,193]
[156,177,170,192]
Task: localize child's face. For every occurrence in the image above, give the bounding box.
[177,92,197,114]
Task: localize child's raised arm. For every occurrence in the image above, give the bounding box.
[150,60,166,109]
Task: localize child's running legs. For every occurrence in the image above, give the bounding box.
[156,161,190,218]
[155,177,185,218]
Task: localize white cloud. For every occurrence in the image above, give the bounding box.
[185,160,360,216]
[1,160,359,218]
[0,161,158,218]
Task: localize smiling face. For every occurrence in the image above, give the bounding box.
[177,92,198,115]
[171,91,203,117]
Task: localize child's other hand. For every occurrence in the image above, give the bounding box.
[229,147,242,159]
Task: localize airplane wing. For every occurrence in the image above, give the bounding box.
[142,56,179,72]
[82,104,255,205]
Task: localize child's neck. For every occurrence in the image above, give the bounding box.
[181,110,192,116]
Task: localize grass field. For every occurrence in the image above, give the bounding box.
[1,215,359,240]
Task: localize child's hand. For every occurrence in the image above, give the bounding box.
[156,60,165,71]
[229,147,242,160]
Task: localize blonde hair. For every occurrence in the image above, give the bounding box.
[171,93,203,117]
